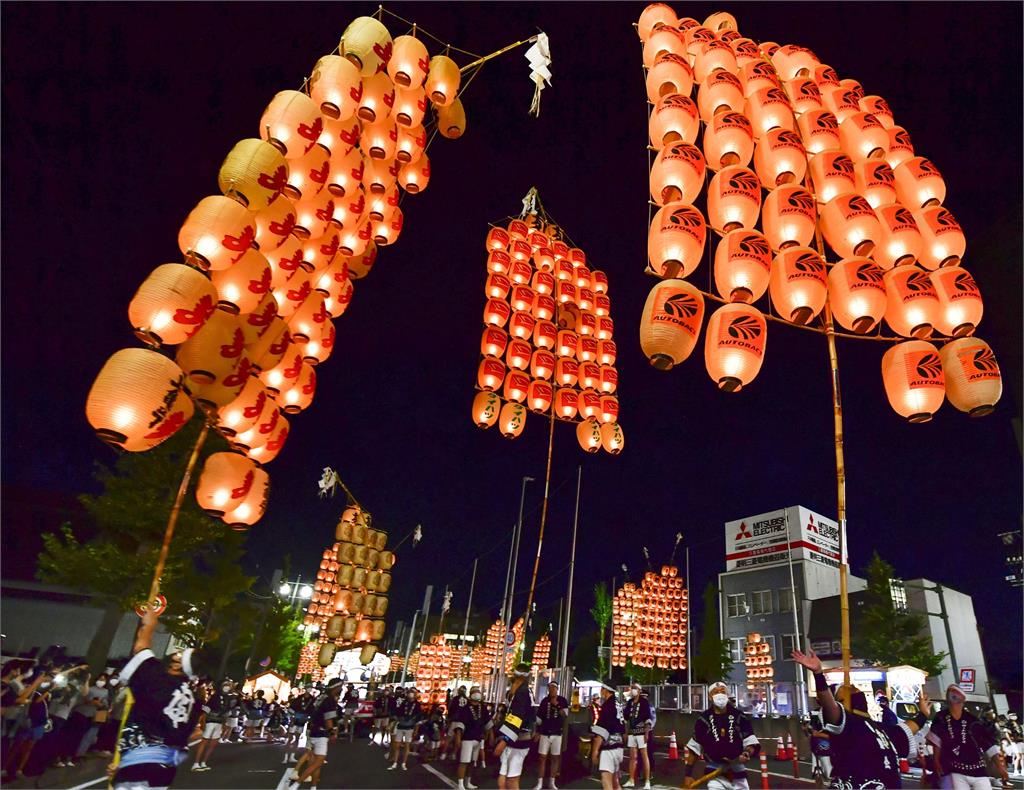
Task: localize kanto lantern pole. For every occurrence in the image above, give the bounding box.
[560,465,582,668]
[145,420,211,606]
[520,402,557,639]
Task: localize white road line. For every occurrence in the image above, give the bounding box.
[423,762,459,788]
[275,765,297,790]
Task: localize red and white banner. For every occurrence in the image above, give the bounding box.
[725,506,842,571]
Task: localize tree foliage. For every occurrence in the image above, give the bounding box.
[853,552,948,677]
[692,582,734,683]
[590,582,613,679]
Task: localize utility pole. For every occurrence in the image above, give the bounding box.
[493,476,533,702]
[461,558,478,649]
[420,585,433,649]
[399,610,419,687]
[560,465,581,668]
[783,509,805,716]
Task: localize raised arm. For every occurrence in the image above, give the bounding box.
[133,606,160,655]
[791,648,841,725]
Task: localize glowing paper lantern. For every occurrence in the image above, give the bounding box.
[279,362,317,414]
[771,44,819,81]
[248,316,291,372]
[576,417,602,453]
[599,394,620,423]
[650,142,705,205]
[398,153,430,194]
[894,157,946,209]
[601,422,625,455]
[195,452,259,517]
[873,203,923,270]
[646,54,694,103]
[301,318,335,365]
[821,193,882,258]
[506,339,532,371]
[643,26,687,69]
[808,151,856,203]
[797,109,841,155]
[881,340,945,422]
[425,55,460,106]
[704,303,767,391]
[638,3,678,41]
[822,85,862,124]
[913,206,965,270]
[219,138,288,211]
[176,309,245,387]
[389,35,429,88]
[128,264,217,346]
[437,98,467,139]
[210,249,271,317]
[358,71,395,125]
[254,197,299,252]
[745,86,796,138]
[784,77,823,115]
[885,126,915,169]
[527,380,553,414]
[472,391,501,429]
[309,55,363,121]
[534,320,557,350]
[639,279,705,369]
[740,60,780,99]
[753,128,806,187]
[86,349,194,452]
[648,202,706,278]
[839,112,888,162]
[707,166,761,233]
[218,378,269,437]
[340,16,393,77]
[860,96,894,128]
[259,347,303,396]
[499,401,527,439]
[714,229,771,303]
[481,326,509,358]
[555,357,578,387]
[884,266,941,338]
[555,388,578,419]
[531,349,556,380]
[394,86,427,128]
[178,196,256,274]
[854,160,897,209]
[477,357,506,391]
[697,70,744,122]
[649,93,700,148]
[693,39,737,83]
[827,258,887,333]
[940,338,1002,416]
[361,117,398,160]
[284,143,330,201]
[293,191,334,238]
[930,267,983,337]
[769,247,827,324]
[703,111,754,170]
[260,91,323,159]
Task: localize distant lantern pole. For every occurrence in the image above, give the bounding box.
[636,5,1004,694]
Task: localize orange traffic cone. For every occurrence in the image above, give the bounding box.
[668,731,679,760]
[786,732,795,761]
[899,757,910,774]
[773,735,785,760]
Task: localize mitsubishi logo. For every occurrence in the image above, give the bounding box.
[807,514,818,533]
[735,522,752,540]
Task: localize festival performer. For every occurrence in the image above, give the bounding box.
[110,608,204,790]
[682,681,759,790]
[534,680,570,790]
[190,678,232,772]
[456,685,490,790]
[591,679,626,790]
[388,687,424,771]
[371,687,391,747]
[288,678,343,790]
[496,663,537,790]
[445,685,469,761]
[283,688,312,764]
[792,647,931,789]
[928,684,1009,790]
[623,681,653,790]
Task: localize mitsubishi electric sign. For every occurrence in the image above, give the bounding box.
[725,506,842,571]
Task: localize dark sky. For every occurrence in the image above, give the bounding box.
[2,3,1021,686]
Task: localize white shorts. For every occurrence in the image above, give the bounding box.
[538,734,563,756]
[707,776,749,790]
[374,717,388,727]
[448,721,464,736]
[289,723,304,734]
[599,746,624,774]
[310,736,329,757]
[500,746,529,778]
[628,733,646,749]
[460,739,481,763]
[394,728,414,743]
[940,775,994,790]
[225,717,238,729]
[202,723,223,740]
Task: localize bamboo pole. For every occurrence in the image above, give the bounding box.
[520,403,557,635]
[458,36,537,73]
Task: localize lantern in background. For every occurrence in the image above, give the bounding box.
[438,98,467,139]
[128,264,217,346]
[327,146,365,197]
[279,362,317,414]
[601,422,625,455]
[426,55,460,106]
[762,185,816,250]
[394,86,427,128]
[175,309,244,388]
[769,247,827,324]
[399,153,430,194]
[703,111,754,170]
[753,128,806,187]
[248,316,291,372]
[309,55,362,121]
[643,26,687,69]
[576,417,602,453]
[555,357,578,387]
[503,370,530,403]
[708,166,761,233]
[771,44,819,81]
[301,319,336,365]
[821,193,882,258]
[498,401,527,439]
[254,197,298,252]
[894,156,946,209]
[940,338,1001,417]
[260,347,303,395]
[883,266,941,338]
[218,378,269,437]
[86,349,194,452]
[913,206,965,270]
[714,229,771,303]
[873,203,922,269]
[531,349,555,380]
[284,143,330,201]
[860,95,894,128]
[389,35,429,88]
[195,452,258,517]
[854,160,897,209]
[340,16,393,76]
[650,142,705,205]
[648,202,706,278]
[882,340,945,422]
[839,112,888,161]
[704,303,767,391]
[639,279,705,370]
[358,71,395,124]
[218,138,288,211]
[827,258,887,334]
[931,267,983,338]
[506,338,532,370]
[361,117,398,160]
[472,390,501,429]
[260,90,323,159]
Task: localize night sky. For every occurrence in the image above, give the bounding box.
[2,4,1021,687]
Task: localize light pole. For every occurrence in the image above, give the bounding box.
[493,476,533,702]
[560,465,582,668]
[901,580,959,683]
[278,578,313,611]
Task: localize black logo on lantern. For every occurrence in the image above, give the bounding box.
[915,353,942,381]
[972,347,998,373]
[855,263,884,286]
[739,235,770,257]
[728,314,763,340]
[663,292,700,318]
[904,271,932,293]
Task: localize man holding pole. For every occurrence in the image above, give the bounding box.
[623,681,653,789]
[534,680,569,790]
[495,663,536,790]
[590,680,626,790]
[682,681,759,790]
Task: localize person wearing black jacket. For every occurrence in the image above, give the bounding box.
[683,680,758,790]
[591,680,626,790]
[928,684,1009,789]
[445,686,469,761]
[623,682,653,789]
[534,680,569,790]
[289,678,343,790]
[191,679,232,772]
[496,663,536,790]
[388,688,423,771]
[456,685,489,790]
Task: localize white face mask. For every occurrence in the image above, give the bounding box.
[631,689,640,698]
[712,693,729,709]
[95,681,107,688]
[471,693,482,701]
[222,685,231,693]
[109,678,119,686]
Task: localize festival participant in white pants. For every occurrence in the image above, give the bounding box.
[388,688,423,771]
[623,682,653,789]
[928,684,1009,790]
[496,664,536,790]
[534,681,569,790]
[682,681,758,790]
[289,679,343,790]
[283,689,312,764]
[191,680,232,772]
[591,680,626,790]
[456,686,490,790]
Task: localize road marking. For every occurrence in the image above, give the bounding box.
[275,765,297,790]
[423,762,459,788]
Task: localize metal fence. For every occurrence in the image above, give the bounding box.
[617,682,808,717]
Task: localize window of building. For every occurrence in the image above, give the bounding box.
[890,578,908,613]
[782,633,800,659]
[761,634,776,658]
[728,637,746,663]
[727,593,749,618]
[751,590,773,615]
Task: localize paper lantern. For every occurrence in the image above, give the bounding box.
[293,191,334,239]
[319,114,361,158]
[177,195,256,273]
[554,388,578,419]
[599,394,620,423]
[577,417,602,453]
[259,344,303,398]
[579,361,600,390]
[128,264,217,347]
[309,55,362,121]
[347,241,378,279]
[931,267,983,337]
[534,294,556,321]
[812,64,840,93]
[601,422,625,455]
[884,266,941,338]
[485,272,511,300]
[438,98,467,139]
[708,166,761,233]
[639,279,705,369]
[195,452,258,517]
[371,208,403,246]
[394,86,427,128]
[940,338,1001,416]
[284,143,330,201]
[596,316,615,341]
[854,160,897,209]
[86,349,194,451]
[363,156,397,195]
[650,142,705,205]
[389,35,429,88]
[740,60,780,99]
[210,250,271,317]
[318,643,337,668]
[219,138,289,211]
[395,124,427,164]
[822,85,862,124]
[176,309,245,388]
[426,55,460,106]
[254,196,298,252]
[511,285,536,313]
[885,126,915,169]
[860,95,894,129]
[247,407,288,465]
[361,117,398,161]
[704,303,767,391]
[505,338,532,371]
[771,44,819,81]
[643,26,687,68]
[821,193,882,258]
[769,247,827,324]
[797,109,841,155]
[599,340,617,366]
[222,465,269,528]
[218,378,269,437]
[532,270,555,297]
[340,16,393,76]
[873,203,923,269]
[703,110,754,170]
[882,340,945,422]
[527,380,554,414]
[248,316,291,373]
[808,151,856,203]
[648,202,706,278]
[357,71,395,125]
[556,329,579,359]
[827,258,887,333]
[753,128,806,187]
[260,90,323,159]
[398,153,430,194]
[599,366,618,394]
[509,310,536,340]
[576,311,597,337]
[894,157,946,209]
[745,86,796,138]
[534,320,557,350]
[693,39,737,82]
[839,112,888,162]
[638,3,678,41]
[555,280,577,305]
[730,38,762,66]
[714,229,771,302]
[279,362,316,414]
[531,349,556,380]
[555,357,579,387]
[649,93,699,149]
[914,206,965,270]
[300,319,335,365]
[698,70,744,122]
[499,402,527,439]
[784,77,823,115]
[477,356,506,391]
[646,53,694,103]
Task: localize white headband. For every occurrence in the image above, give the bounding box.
[181,649,196,680]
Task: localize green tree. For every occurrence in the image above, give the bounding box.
[590,582,613,679]
[37,416,255,670]
[235,594,307,677]
[853,552,947,677]
[692,582,733,683]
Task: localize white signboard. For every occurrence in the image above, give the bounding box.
[725,506,842,571]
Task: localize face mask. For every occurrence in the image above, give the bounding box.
[631,689,639,698]
[712,693,729,708]
[222,685,231,692]
[40,682,52,690]
[471,693,482,701]
[109,678,119,686]
[96,681,107,688]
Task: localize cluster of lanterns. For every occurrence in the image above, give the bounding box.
[636,5,1002,420]
[85,14,467,528]
[472,215,626,454]
[744,632,774,686]
[467,617,525,683]
[296,641,323,679]
[299,505,396,671]
[413,635,454,704]
[530,632,552,672]
[612,565,688,670]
